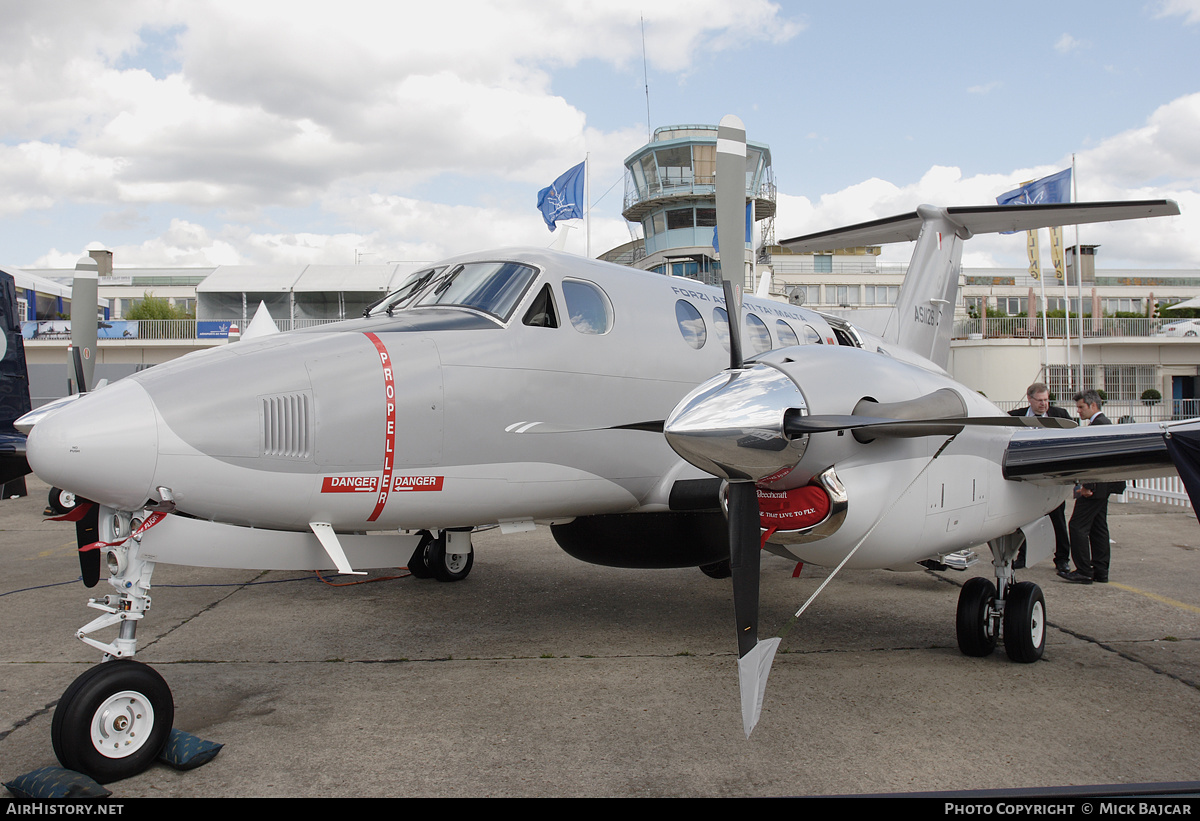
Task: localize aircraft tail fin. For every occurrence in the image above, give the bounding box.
[780,200,1180,369]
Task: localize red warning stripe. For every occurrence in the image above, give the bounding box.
[364,332,396,522]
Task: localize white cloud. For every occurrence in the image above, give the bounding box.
[1054,33,1084,53]
[775,94,1200,270]
[0,1,801,226]
[1155,0,1200,25]
[967,81,1002,95]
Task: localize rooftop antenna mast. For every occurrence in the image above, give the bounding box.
[641,16,651,141]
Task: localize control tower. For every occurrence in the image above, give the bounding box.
[617,125,775,286]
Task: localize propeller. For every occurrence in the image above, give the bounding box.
[713,115,780,737]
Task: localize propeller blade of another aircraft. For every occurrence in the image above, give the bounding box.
[727,480,778,737]
[75,501,100,588]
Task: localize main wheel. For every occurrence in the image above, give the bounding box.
[428,535,473,582]
[52,660,174,783]
[956,577,998,657]
[48,487,78,515]
[406,533,434,579]
[1003,581,1046,663]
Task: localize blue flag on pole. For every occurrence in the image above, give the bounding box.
[536,161,586,231]
[996,168,1072,207]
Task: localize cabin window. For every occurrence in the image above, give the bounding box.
[522,284,558,328]
[414,262,538,321]
[745,313,771,353]
[775,320,799,347]
[712,307,730,352]
[562,279,613,335]
[803,325,823,344]
[675,300,706,349]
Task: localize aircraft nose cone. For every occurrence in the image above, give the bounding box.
[27,379,160,511]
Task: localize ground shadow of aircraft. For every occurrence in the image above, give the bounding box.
[17,116,1197,782]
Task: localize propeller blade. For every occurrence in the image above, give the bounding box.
[726,480,780,737]
[716,114,748,371]
[784,412,1077,438]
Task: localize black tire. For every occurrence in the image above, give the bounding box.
[956,577,998,657]
[48,487,78,515]
[51,660,174,784]
[428,535,473,582]
[406,533,434,579]
[699,559,732,579]
[1003,581,1047,663]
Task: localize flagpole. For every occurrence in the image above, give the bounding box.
[585,153,591,259]
[1074,154,1083,393]
[1038,236,1049,372]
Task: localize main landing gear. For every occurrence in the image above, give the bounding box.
[54,506,175,783]
[955,532,1046,663]
[407,529,474,582]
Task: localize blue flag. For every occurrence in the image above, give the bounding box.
[996,168,1072,207]
[536,161,586,231]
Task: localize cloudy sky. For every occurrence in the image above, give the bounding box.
[1,0,1198,271]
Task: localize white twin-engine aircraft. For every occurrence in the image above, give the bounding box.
[19,115,1194,783]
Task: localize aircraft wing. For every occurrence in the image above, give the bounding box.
[780,200,1180,253]
[1003,421,1183,483]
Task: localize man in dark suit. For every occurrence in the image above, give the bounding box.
[1008,382,1073,571]
[1061,389,1117,584]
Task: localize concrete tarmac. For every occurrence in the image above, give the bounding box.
[3,477,1200,798]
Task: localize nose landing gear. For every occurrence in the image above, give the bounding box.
[53,505,175,783]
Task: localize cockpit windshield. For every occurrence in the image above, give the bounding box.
[366,267,446,317]
[412,261,538,322]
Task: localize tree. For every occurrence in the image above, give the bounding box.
[124,293,190,321]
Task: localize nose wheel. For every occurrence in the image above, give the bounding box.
[52,660,174,784]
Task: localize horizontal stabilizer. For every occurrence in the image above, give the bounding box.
[780,200,1179,253]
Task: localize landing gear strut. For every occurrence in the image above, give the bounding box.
[955,532,1045,663]
[55,505,175,783]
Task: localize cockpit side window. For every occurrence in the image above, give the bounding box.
[414,261,539,322]
[522,284,559,328]
[562,279,613,334]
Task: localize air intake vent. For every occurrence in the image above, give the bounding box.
[261,392,312,459]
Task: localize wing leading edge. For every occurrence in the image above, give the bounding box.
[1003,419,1200,523]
